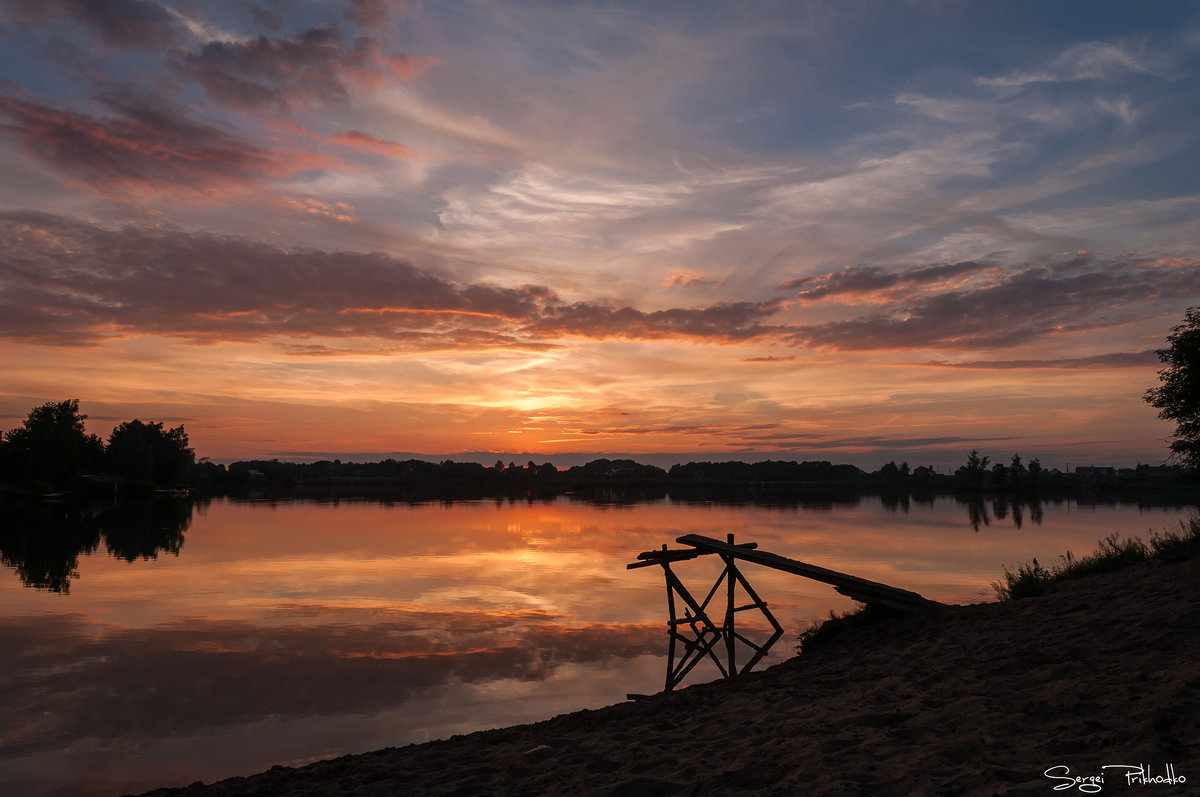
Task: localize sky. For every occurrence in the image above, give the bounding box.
[1,0,1198,470]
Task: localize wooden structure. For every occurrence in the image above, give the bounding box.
[628,533,941,693]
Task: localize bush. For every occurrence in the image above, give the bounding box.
[993,515,1200,600]
[795,603,900,653]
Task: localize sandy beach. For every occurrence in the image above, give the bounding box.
[139,555,1198,796]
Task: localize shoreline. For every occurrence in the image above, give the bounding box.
[139,555,1199,796]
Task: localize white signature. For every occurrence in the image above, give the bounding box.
[1044,763,1186,793]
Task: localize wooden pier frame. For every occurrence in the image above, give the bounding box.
[628,534,784,692]
[628,533,941,693]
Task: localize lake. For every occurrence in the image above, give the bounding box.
[1,493,1194,795]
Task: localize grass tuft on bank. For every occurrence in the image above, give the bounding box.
[993,513,1200,601]
[797,514,1200,652]
[795,604,900,654]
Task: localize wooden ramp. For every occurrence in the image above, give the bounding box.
[675,534,941,612]
[627,533,940,694]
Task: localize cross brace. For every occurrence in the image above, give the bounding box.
[628,533,940,694]
[632,535,783,692]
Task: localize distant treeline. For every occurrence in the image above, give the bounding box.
[194,456,862,490]
[189,452,1191,501]
[2,399,1192,502]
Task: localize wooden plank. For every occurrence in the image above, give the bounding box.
[627,540,758,570]
[675,533,940,611]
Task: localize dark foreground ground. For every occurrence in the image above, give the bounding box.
[140,556,1199,796]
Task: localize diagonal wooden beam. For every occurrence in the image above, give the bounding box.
[676,533,941,611]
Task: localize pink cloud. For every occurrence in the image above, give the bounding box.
[328,129,416,158]
[0,93,329,193]
[386,54,439,81]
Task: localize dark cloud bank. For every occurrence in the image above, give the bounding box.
[0,212,1192,358]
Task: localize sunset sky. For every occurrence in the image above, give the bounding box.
[2,0,1198,468]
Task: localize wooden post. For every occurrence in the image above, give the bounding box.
[725,532,736,676]
[627,532,937,694]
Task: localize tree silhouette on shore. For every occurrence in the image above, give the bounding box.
[1145,306,1200,470]
[0,400,193,492]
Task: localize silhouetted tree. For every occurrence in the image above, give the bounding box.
[0,399,104,490]
[956,449,990,489]
[1145,307,1200,469]
[1010,454,1026,481]
[1027,457,1042,489]
[106,420,195,487]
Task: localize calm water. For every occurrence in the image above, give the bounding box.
[1,494,1193,795]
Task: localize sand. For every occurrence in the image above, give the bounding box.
[139,556,1199,796]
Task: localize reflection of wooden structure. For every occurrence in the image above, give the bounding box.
[628,534,941,693]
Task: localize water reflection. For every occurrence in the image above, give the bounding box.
[953,494,1046,532]
[0,497,194,592]
[0,494,1193,796]
[0,610,662,760]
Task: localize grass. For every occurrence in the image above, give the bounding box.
[795,603,900,654]
[796,514,1200,651]
[992,513,1200,601]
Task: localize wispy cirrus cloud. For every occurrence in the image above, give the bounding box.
[977,40,1172,88]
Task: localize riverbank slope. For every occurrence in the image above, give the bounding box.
[141,555,1199,796]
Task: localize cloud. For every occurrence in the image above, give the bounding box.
[921,351,1159,370]
[175,26,392,112]
[232,1,283,32]
[385,53,439,80]
[0,0,186,46]
[282,196,356,222]
[780,261,992,300]
[328,128,415,158]
[3,213,1195,358]
[728,432,1012,452]
[0,92,297,192]
[345,0,407,28]
[555,419,783,439]
[788,255,1200,351]
[0,212,553,346]
[524,299,787,343]
[172,21,433,114]
[664,272,720,288]
[0,213,791,351]
[1,211,819,350]
[978,40,1171,88]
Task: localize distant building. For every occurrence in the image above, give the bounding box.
[1074,465,1114,476]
